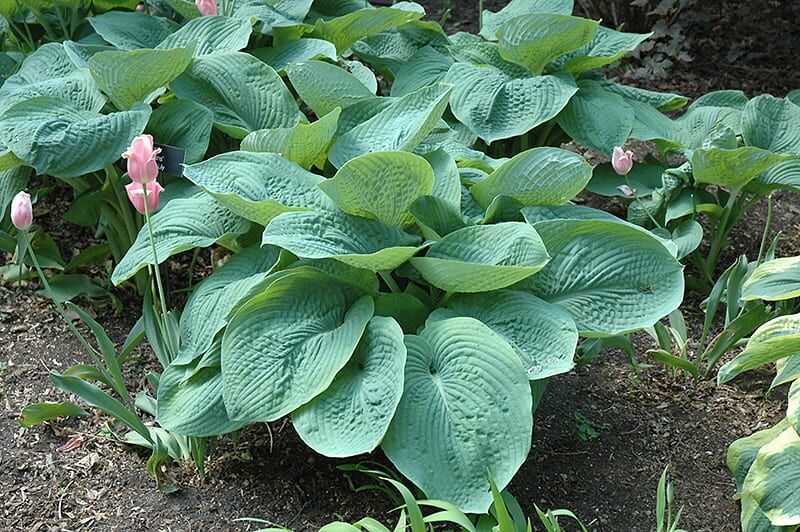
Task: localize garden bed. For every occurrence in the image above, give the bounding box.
[3,1,800,531]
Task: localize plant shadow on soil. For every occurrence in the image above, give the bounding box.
[3,1,800,531]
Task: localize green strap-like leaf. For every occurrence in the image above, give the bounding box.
[292,316,407,457]
[111,187,250,284]
[263,210,422,271]
[0,97,150,179]
[410,222,550,293]
[328,84,452,168]
[518,219,684,335]
[89,47,193,110]
[470,147,592,208]
[221,268,374,422]
[171,52,303,138]
[320,151,434,228]
[382,316,532,513]
[182,151,334,225]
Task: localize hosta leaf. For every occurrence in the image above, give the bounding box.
[1,43,77,92]
[444,63,577,143]
[691,147,794,190]
[252,38,337,73]
[521,204,621,224]
[517,219,684,335]
[690,89,748,110]
[717,314,800,385]
[146,98,214,164]
[157,15,252,57]
[182,151,333,225]
[390,46,454,97]
[751,160,800,195]
[287,60,375,117]
[310,6,423,54]
[242,108,340,170]
[497,14,598,75]
[351,20,450,75]
[263,210,422,271]
[742,95,800,154]
[292,316,406,457]
[0,97,150,179]
[470,147,592,208]
[669,219,703,260]
[728,418,792,492]
[446,290,577,379]
[89,12,178,50]
[382,316,532,513]
[558,26,650,74]
[111,187,250,284]
[480,0,574,40]
[422,148,461,209]
[89,47,193,110]
[231,0,312,32]
[157,355,245,437]
[448,32,533,77]
[410,196,467,240]
[410,222,550,293]
[320,151,434,227]
[597,80,687,112]
[221,269,374,422]
[171,52,303,138]
[175,245,280,365]
[742,256,800,301]
[774,355,800,390]
[342,59,378,94]
[374,292,429,333]
[328,84,452,168]
[676,106,742,149]
[587,162,665,198]
[556,79,633,155]
[288,259,380,294]
[742,427,800,527]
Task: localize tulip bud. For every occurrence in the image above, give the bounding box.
[121,134,161,184]
[195,0,218,16]
[612,146,634,176]
[125,181,164,215]
[10,191,33,230]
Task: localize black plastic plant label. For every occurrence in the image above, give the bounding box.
[154,144,186,177]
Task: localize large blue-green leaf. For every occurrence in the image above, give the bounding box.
[691,147,794,190]
[470,147,592,208]
[480,0,574,40]
[351,19,450,75]
[146,98,214,164]
[445,290,577,379]
[287,60,375,117]
[410,222,550,293]
[157,15,252,56]
[382,316,532,513]
[242,108,340,170]
[0,97,150,179]
[497,14,598,75]
[292,316,406,457]
[328,84,452,168]
[183,151,333,225]
[309,6,423,54]
[111,187,250,284]
[444,63,577,143]
[221,268,374,422]
[252,38,337,73]
[558,27,650,74]
[518,219,684,335]
[89,47,193,110]
[742,95,800,154]
[89,12,178,50]
[263,210,422,271]
[175,245,281,365]
[171,51,303,138]
[390,46,454,97]
[320,151,434,227]
[556,79,633,155]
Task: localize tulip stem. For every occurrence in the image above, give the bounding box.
[22,232,113,383]
[141,184,170,336]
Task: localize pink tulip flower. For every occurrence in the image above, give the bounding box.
[121,134,161,184]
[195,0,218,16]
[611,146,634,176]
[10,191,33,230]
[126,181,164,215]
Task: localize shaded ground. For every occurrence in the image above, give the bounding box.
[3,2,800,531]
